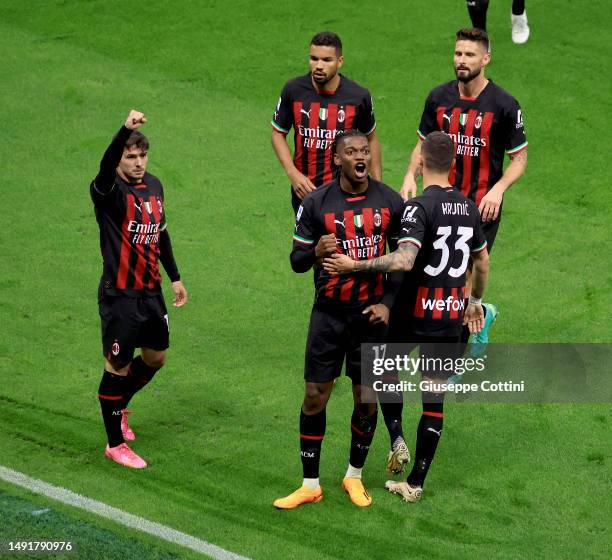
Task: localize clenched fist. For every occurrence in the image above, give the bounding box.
[125,110,147,130]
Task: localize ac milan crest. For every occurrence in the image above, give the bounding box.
[475,113,483,129]
[337,108,346,123]
[373,212,382,227]
[111,341,120,356]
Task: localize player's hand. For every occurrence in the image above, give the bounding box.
[171,281,188,308]
[289,170,316,200]
[315,234,338,258]
[363,303,390,325]
[125,110,147,130]
[478,184,504,222]
[463,303,484,333]
[400,173,418,200]
[322,253,355,275]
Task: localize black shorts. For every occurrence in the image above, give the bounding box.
[98,291,169,369]
[304,305,387,384]
[291,188,301,214]
[403,334,462,380]
[481,215,501,252]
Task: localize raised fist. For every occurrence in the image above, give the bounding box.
[125,110,147,130]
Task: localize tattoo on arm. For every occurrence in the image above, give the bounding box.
[509,149,528,165]
[355,243,419,273]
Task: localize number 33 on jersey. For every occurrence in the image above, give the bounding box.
[398,186,487,336]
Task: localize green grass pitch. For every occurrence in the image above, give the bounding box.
[1,1,611,559]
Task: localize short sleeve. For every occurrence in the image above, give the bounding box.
[503,98,528,155]
[417,91,438,140]
[357,93,376,135]
[398,201,427,249]
[386,192,405,245]
[471,211,487,254]
[271,82,293,134]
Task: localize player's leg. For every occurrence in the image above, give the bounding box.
[121,295,170,439]
[511,0,530,44]
[274,380,334,509]
[340,314,386,507]
[466,0,489,31]
[341,382,377,507]
[386,337,454,502]
[274,307,344,509]
[470,219,500,352]
[97,295,147,469]
[379,308,409,474]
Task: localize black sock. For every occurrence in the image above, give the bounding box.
[407,392,445,488]
[123,356,160,407]
[98,370,127,447]
[512,0,525,15]
[466,0,489,31]
[300,408,326,479]
[378,376,404,448]
[349,406,377,469]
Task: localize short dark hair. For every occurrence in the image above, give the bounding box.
[310,31,342,55]
[421,132,454,173]
[456,27,490,52]
[122,130,149,151]
[332,129,367,155]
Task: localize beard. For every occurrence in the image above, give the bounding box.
[455,66,480,83]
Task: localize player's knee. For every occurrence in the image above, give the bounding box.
[105,357,131,374]
[303,383,331,413]
[353,405,378,434]
[142,351,166,369]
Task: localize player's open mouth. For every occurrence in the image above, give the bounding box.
[355,163,367,177]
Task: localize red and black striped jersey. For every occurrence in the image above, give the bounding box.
[272,74,376,187]
[91,172,167,295]
[417,80,527,206]
[292,178,403,309]
[398,186,487,336]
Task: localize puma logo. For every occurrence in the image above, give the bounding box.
[301,108,311,118]
[443,113,452,123]
[334,219,345,228]
[427,427,442,436]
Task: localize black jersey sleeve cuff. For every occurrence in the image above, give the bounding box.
[159,230,181,282]
[290,246,317,273]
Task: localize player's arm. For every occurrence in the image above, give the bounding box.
[158,229,187,307]
[400,138,423,200]
[479,148,528,222]
[323,242,419,274]
[463,247,489,333]
[92,110,146,195]
[290,199,335,272]
[271,129,316,199]
[291,233,337,273]
[366,129,382,181]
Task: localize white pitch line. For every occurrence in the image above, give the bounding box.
[0,465,251,560]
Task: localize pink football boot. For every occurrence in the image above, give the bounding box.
[104,443,147,469]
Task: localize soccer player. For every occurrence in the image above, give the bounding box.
[273,130,404,509]
[325,132,490,502]
[271,31,381,213]
[400,27,527,346]
[91,110,188,469]
[466,1,530,44]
